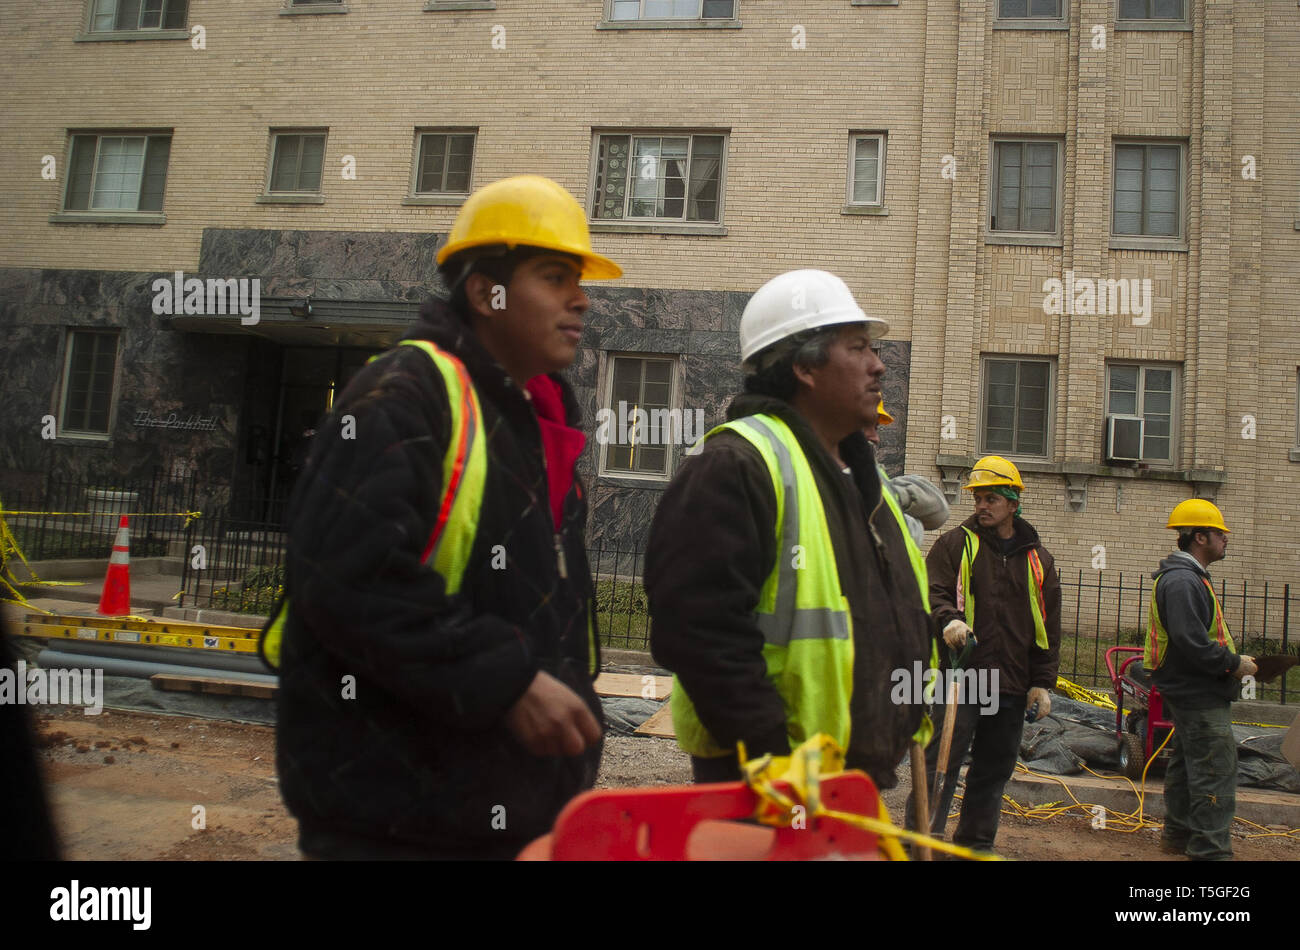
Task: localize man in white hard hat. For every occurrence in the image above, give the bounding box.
[646,269,937,789]
[1149,499,1256,860]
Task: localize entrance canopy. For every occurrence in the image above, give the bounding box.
[166,298,421,348]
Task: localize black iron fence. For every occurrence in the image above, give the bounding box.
[1,472,202,561]
[179,515,286,616]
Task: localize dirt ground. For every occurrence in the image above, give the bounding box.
[30,705,1300,861]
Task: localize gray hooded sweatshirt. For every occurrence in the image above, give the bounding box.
[1149,551,1242,708]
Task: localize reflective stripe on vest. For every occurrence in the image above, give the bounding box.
[671,414,854,758]
[1145,574,1236,669]
[957,527,1049,650]
[880,467,939,746]
[259,339,487,671]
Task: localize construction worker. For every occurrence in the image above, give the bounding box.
[645,269,936,790]
[865,401,950,546]
[1148,499,1256,860]
[910,455,1061,851]
[274,175,618,859]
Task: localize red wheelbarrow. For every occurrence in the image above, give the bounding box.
[1105,645,1174,780]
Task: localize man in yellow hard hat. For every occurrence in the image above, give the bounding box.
[646,269,936,791]
[1148,499,1255,860]
[908,455,1061,851]
[276,175,617,858]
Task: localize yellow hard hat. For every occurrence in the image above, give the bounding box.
[435,175,622,280]
[878,401,894,426]
[1167,499,1230,533]
[963,455,1024,491]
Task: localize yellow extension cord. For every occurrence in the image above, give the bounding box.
[1003,679,1300,841]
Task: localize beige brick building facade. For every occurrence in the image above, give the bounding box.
[2,1,1297,635]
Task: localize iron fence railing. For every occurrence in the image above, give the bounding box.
[1,472,202,561]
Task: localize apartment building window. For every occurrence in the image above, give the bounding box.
[267,131,327,194]
[89,0,188,32]
[413,132,475,195]
[846,134,885,207]
[609,1,735,20]
[592,133,724,223]
[1106,363,1176,462]
[59,330,120,437]
[1118,0,1184,20]
[997,0,1062,16]
[1113,143,1182,239]
[599,355,696,480]
[982,358,1052,457]
[63,133,171,212]
[990,140,1059,235]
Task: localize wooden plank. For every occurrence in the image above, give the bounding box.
[634,701,676,739]
[150,673,277,700]
[595,672,672,700]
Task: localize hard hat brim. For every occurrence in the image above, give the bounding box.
[436,237,622,280]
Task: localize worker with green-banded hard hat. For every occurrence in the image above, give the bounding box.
[906,453,1063,852]
[1148,497,1255,860]
[274,175,618,859]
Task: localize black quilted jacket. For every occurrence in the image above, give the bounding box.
[276,297,602,858]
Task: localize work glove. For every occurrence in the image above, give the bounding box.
[1232,655,1258,680]
[890,475,951,529]
[1026,687,1051,721]
[943,619,970,649]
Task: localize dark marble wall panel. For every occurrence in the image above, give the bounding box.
[877,339,912,477]
[0,267,248,510]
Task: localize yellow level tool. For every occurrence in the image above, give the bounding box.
[17,613,262,655]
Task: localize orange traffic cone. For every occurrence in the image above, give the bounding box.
[97,515,132,616]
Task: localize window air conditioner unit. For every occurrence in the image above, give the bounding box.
[1106,415,1144,462]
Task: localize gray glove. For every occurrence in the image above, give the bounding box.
[890,474,950,529]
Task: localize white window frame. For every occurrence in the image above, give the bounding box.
[61,132,172,214]
[845,133,886,208]
[410,130,476,197]
[87,0,188,33]
[994,0,1068,26]
[1116,0,1189,28]
[596,353,688,483]
[589,130,727,226]
[265,129,329,195]
[58,329,122,440]
[987,137,1063,243]
[979,356,1055,459]
[1110,140,1186,250]
[607,0,736,21]
[1104,362,1179,466]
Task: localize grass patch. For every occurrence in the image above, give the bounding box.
[595,576,650,649]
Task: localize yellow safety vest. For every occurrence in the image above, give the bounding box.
[956,527,1049,650]
[1145,574,1236,669]
[260,339,597,676]
[673,415,936,756]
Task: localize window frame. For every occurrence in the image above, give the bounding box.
[52,130,172,224]
[281,0,349,13]
[82,0,190,38]
[845,132,887,210]
[1115,0,1190,30]
[588,129,729,234]
[994,0,1068,28]
[596,352,688,483]
[1110,139,1187,250]
[1104,361,1180,466]
[57,329,123,441]
[407,129,477,204]
[260,129,329,203]
[987,136,1064,245]
[600,0,739,28]
[979,356,1055,460]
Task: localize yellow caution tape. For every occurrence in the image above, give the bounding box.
[737,734,1002,861]
[1054,675,1116,710]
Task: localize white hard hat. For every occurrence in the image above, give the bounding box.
[739,269,889,365]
